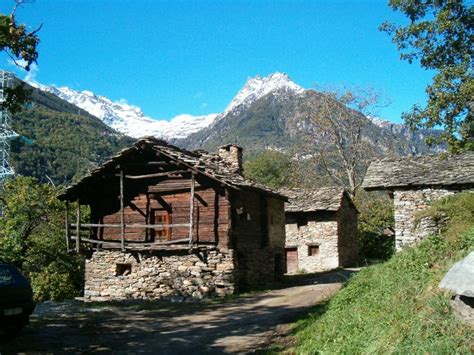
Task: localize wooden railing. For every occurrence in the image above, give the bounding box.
[66,170,197,252]
[67,222,193,251]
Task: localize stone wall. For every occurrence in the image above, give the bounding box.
[393,187,465,250]
[84,248,235,301]
[337,197,359,267]
[285,212,340,273]
[233,195,286,289]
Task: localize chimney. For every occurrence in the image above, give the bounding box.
[218,144,243,175]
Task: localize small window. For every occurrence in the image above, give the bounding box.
[116,263,132,276]
[151,208,172,241]
[308,245,320,256]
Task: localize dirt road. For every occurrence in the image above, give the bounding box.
[0,270,355,354]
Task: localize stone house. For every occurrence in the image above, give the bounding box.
[58,138,287,301]
[363,153,474,250]
[280,188,358,274]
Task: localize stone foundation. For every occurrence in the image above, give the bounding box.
[84,248,236,301]
[235,247,284,289]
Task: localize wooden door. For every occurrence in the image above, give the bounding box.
[150,209,171,241]
[285,247,298,274]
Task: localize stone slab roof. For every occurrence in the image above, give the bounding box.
[363,152,474,190]
[59,137,286,201]
[279,187,350,212]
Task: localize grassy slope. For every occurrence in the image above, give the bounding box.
[294,193,474,354]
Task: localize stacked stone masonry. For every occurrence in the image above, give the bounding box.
[285,215,340,272]
[393,188,471,250]
[84,248,236,301]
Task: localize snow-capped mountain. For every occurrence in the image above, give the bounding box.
[223,72,304,115]
[31,83,217,140]
[32,72,305,139]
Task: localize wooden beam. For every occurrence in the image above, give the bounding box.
[70,223,190,229]
[65,201,70,252]
[120,169,125,251]
[115,170,190,179]
[70,236,192,246]
[148,180,202,191]
[189,173,195,245]
[75,200,81,252]
[120,161,173,167]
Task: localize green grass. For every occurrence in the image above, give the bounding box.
[294,192,474,354]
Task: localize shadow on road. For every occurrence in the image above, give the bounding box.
[0,269,358,354]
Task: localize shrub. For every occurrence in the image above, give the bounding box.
[0,177,83,301]
[354,190,395,263]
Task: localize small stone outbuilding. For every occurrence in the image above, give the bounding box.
[280,188,358,274]
[58,138,287,301]
[363,153,474,250]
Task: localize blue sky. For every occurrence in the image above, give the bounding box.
[1,0,433,123]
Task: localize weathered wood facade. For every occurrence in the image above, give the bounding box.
[280,188,358,273]
[59,138,287,300]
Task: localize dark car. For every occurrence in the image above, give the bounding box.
[0,263,35,334]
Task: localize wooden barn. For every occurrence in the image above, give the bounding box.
[280,188,358,274]
[58,138,287,301]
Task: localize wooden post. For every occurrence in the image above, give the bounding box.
[65,201,70,252]
[76,200,81,252]
[120,168,125,251]
[189,173,195,245]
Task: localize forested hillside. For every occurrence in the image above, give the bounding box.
[9,97,133,185]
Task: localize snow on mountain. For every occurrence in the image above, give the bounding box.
[223,72,304,115]
[31,82,217,140]
[32,72,305,139]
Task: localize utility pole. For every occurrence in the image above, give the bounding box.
[0,70,18,182]
[0,71,19,216]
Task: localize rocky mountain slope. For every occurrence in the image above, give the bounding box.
[7,72,443,186]
[34,72,440,158]
[176,74,440,157]
[33,83,217,140]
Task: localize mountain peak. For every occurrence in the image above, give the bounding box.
[223,72,305,115]
[33,72,305,140]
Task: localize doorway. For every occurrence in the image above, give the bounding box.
[285,247,298,274]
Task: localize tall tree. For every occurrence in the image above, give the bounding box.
[301,88,380,198]
[381,0,473,151]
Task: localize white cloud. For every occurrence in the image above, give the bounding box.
[7,58,39,83]
[24,63,39,83]
[8,58,26,68]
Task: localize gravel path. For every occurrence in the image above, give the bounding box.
[0,269,356,354]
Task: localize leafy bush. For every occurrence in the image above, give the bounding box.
[243,150,292,188]
[354,190,395,263]
[294,192,474,354]
[0,177,83,301]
